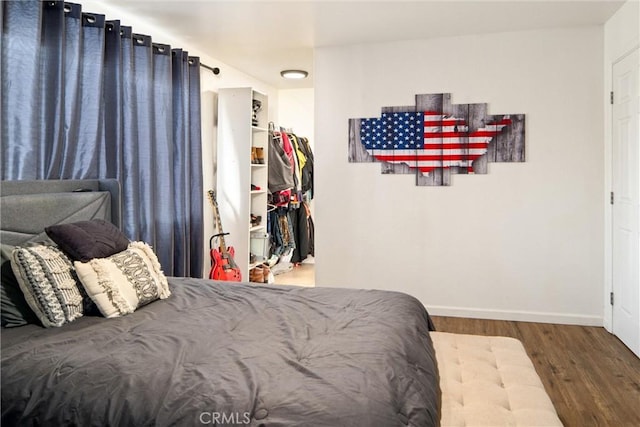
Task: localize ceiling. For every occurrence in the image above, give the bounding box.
[102,0,625,89]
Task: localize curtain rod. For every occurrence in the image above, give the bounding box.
[200,63,220,75]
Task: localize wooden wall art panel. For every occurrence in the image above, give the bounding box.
[348,93,525,186]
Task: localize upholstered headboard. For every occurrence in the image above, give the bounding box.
[0,179,121,246]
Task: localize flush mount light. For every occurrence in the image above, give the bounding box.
[280,69,308,79]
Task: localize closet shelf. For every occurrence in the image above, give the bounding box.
[217,87,269,282]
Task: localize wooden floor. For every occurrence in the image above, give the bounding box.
[432,316,640,427]
[273,260,315,286]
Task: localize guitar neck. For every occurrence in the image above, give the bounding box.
[208,191,230,255]
[217,220,229,254]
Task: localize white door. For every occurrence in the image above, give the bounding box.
[612,48,640,357]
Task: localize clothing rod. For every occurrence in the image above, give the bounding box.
[200,63,220,75]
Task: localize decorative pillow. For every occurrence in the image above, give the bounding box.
[74,241,171,318]
[10,245,87,328]
[45,219,130,262]
[1,244,40,327]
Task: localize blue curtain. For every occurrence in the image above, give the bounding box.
[1,1,204,278]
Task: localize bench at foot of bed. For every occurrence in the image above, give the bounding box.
[431,332,563,427]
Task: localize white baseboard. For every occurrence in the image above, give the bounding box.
[426,305,603,327]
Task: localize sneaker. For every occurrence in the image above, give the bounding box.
[266,254,279,267]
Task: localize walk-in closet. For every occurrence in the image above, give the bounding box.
[215,87,315,286]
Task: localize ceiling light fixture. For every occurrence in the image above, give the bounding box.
[280,69,308,80]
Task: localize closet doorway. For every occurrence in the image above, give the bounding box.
[268,127,315,287]
[271,89,315,287]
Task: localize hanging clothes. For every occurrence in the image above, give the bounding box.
[299,137,314,197]
[279,132,296,175]
[288,133,307,184]
[268,207,296,257]
[291,201,315,264]
[268,130,294,193]
[282,132,301,193]
[267,127,315,265]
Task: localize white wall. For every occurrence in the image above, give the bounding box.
[603,0,640,330]
[82,1,279,277]
[278,89,315,145]
[315,27,605,325]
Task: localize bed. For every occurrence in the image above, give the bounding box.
[1,180,440,426]
[1,180,562,427]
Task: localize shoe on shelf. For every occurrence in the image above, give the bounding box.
[249,265,264,283]
[251,147,258,164]
[255,147,265,164]
[250,214,262,226]
[252,99,262,127]
[261,263,271,283]
[252,100,262,127]
[251,184,261,191]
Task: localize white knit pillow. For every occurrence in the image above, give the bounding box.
[74,241,170,318]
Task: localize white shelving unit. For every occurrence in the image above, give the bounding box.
[217,88,269,281]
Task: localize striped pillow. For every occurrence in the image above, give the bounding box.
[74,242,171,318]
[10,245,88,327]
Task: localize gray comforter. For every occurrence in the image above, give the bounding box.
[1,278,440,426]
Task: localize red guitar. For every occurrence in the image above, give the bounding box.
[207,190,242,282]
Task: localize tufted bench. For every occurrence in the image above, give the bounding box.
[431,332,563,426]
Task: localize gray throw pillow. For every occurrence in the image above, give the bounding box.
[11,245,88,328]
[1,244,39,327]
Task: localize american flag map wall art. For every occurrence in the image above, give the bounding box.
[348,93,525,186]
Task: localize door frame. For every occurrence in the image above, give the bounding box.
[604,45,640,334]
